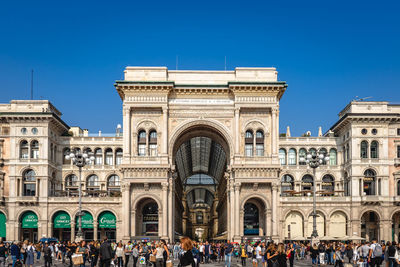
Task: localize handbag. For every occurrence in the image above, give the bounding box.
[71,254,84,265]
[166,260,172,267]
[149,255,156,262]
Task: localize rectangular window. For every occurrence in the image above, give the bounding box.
[256,144,264,156]
[138,144,146,156]
[398,146,400,158]
[116,156,122,165]
[149,144,158,156]
[21,148,29,159]
[245,144,253,157]
[105,156,113,165]
[23,184,36,196]
[32,150,39,159]
[398,128,400,136]
[95,156,102,165]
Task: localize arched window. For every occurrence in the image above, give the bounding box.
[245,130,254,157]
[244,203,259,235]
[346,145,350,160]
[23,169,36,196]
[279,148,286,165]
[370,141,379,159]
[87,174,99,189]
[53,145,57,162]
[63,148,71,164]
[105,148,113,165]
[361,141,368,158]
[149,130,157,156]
[49,172,56,196]
[364,169,376,195]
[322,175,335,194]
[50,143,53,161]
[255,131,264,156]
[30,140,39,159]
[281,174,294,196]
[299,148,307,165]
[20,140,29,159]
[115,148,123,165]
[65,174,78,194]
[94,148,102,165]
[309,148,317,156]
[83,148,93,165]
[319,148,327,165]
[329,149,337,165]
[138,130,146,156]
[107,175,121,194]
[301,175,314,194]
[196,212,204,224]
[288,148,296,165]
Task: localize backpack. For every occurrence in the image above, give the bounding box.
[373,244,383,257]
[388,245,396,257]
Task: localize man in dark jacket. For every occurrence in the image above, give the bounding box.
[99,238,113,267]
[10,242,21,267]
[44,242,52,267]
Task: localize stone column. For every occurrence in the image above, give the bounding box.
[304,219,309,238]
[271,107,278,156]
[229,181,235,241]
[168,175,175,241]
[162,108,168,155]
[235,108,240,155]
[19,179,23,197]
[48,222,53,239]
[266,209,272,237]
[234,182,240,239]
[395,218,399,243]
[382,220,391,242]
[131,209,136,237]
[162,182,168,239]
[122,183,131,240]
[123,106,131,159]
[94,221,98,241]
[272,184,278,239]
[71,222,75,242]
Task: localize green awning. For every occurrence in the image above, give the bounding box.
[53,211,71,229]
[98,211,116,229]
[75,212,93,229]
[21,211,38,228]
[0,212,6,237]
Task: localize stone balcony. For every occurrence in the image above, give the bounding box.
[280,196,352,203]
[15,196,39,204]
[48,196,121,204]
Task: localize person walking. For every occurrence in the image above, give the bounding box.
[25,243,35,267]
[99,238,113,267]
[115,243,124,267]
[43,242,52,267]
[152,242,164,267]
[0,242,7,267]
[369,239,383,267]
[224,241,234,267]
[179,237,195,267]
[132,244,139,267]
[334,246,343,267]
[275,243,287,267]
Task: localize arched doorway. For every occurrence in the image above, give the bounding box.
[284,211,304,240]
[136,198,159,237]
[307,211,325,237]
[53,211,71,241]
[75,210,94,241]
[20,211,38,242]
[171,124,230,241]
[243,198,266,238]
[98,211,117,241]
[330,211,347,238]
[392,211,400,242]
[361,211,380,241]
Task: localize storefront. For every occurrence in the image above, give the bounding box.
[21,211,38,242]
[53,211,71,241]
[142,203,159,236]
[0,212,6,241]
[75,211,93,240]
[98,211,116,241]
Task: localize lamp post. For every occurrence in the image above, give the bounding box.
[299,150,329,244]
[65,150,94,241]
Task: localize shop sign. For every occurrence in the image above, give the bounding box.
[76,212,93,229]
[143,215,158,222]
[22,211,38,228]
[53,212,71,228]
[99,212,116,228]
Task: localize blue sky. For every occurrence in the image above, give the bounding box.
[1,0,399,136]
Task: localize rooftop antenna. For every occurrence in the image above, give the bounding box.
[30,69,34,100]
[353,96,372,102]
[224,56,227,71]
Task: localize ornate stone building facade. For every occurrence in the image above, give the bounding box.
[0,67,400,243]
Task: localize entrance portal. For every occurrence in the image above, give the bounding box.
[173,128,230,241]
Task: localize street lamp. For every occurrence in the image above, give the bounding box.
[299,150,329,243]
[65,150,94,241]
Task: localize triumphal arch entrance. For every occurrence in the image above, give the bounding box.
[114,67,286,242]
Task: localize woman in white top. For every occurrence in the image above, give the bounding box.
[152,242,165,267]
[115,243,124,267]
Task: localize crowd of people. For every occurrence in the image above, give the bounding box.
[1,237,400,267]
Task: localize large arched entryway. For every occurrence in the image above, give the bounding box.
[135,198,159,237]
[361,211,380,241]
[20,211,38,242]
[392,211,400,242]
[172,124,230,241]
[242,198,267,239]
